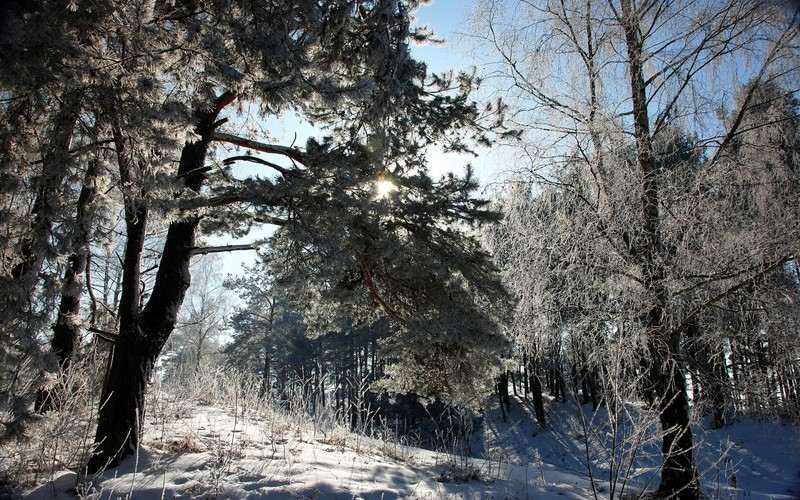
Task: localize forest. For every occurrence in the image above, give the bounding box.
[1,1,799,499]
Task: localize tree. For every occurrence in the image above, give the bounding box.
[0,0,118,434]
[0,0,513,472]
[473,0,800,496]
[161,255,231,380]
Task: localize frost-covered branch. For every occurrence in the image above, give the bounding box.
[671,253,794,342]
[222,155,304,178]
[191,243,259,255]
[213,133,308,165]
[346,245,405,324]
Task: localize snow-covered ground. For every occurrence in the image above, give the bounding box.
[23,390,800,499]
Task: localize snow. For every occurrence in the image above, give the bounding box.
[23,392,800,499]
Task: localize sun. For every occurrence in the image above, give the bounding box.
[375,178,397,199]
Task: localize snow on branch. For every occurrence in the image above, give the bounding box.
[671,253,795,341]
[213,132,307,165]
[222,155,303,178]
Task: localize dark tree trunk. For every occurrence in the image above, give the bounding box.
[548,361,566,402]
[510,370,519,397]
[653,337,700,499]
[36,159,100,412]
[618,0,700,495]
[587,368,599,412]
[526,354,546,428]
[556,366,567,403]
[497,371,510,422]
[87,92,236,473]
[499,371,510,411]
[90,333,159,470]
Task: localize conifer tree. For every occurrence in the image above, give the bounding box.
[1,0,512,471]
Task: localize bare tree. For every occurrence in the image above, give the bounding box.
[475,0,800,497]
[162,255,231,379]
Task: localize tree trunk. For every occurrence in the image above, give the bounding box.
[499,371,510,411]
[89,333,159,471]
[87,92,236,473]
[526,353,546,428]
[653,337,700,499]
[36,159,99,412]
[510,370,519,397]
[497,371,510,422]
[617,0,699,495]
[88,183,147,472]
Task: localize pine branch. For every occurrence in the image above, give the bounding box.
[222,155,303,178]
[213,132,308,165]
[191,243,259,255]
[346,245,405,324]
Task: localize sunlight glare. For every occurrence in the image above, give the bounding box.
[375,179,397,199]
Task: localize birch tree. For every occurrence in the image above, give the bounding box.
[475,0,800,497]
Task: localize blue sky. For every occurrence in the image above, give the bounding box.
[411,0,473,73]
[409,1,499,178]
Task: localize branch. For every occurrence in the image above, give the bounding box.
[222,155,303,178]
[177,165,213,180]
[191,243,259,255]
[705,19,799,169]
[346,245,405,324]
[252,215,289,226]
[213,132,308,165]
[29,139,117,165]
[213,91,238,116]
[671,253,793,342]
[89,326,118,343]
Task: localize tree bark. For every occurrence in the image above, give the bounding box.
[87,91,236,473]
[497,371,510,422]
[650,336,700,499]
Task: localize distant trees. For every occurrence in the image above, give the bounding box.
[224,270,390,427]
[475,0,800,497]
[1,0,512,475]
[223,270,318,400]
[161,256,231,381]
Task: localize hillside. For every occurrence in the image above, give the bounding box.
[21,379,800,499]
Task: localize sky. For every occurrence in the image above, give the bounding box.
[410,1,498,183]
[412,0,474,72]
